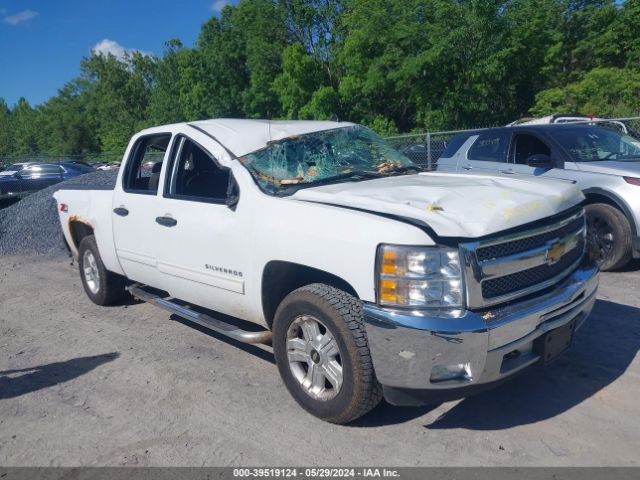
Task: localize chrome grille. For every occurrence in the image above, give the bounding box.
[475,215,585,262]
[460,210,587,309]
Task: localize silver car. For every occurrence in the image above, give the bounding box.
[437,124,640,270]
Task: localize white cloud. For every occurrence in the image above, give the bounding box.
[4,9,38,25]
[91,39,150,61]
[211,0,230,12]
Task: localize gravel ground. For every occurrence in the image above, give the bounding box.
[0,255,638,467]
[0,170,117,256]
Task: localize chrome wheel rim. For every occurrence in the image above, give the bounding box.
[83,250,100,294]
[286,315,343,401]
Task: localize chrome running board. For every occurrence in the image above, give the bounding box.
[127,284,272,344]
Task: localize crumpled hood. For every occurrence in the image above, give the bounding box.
[291,172,584,238]
[574,160,640,176]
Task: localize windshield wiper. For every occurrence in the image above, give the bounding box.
[276,170,383,195]
[381,165,423,175]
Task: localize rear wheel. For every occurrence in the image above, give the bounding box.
[585,203,632,271]
[78,235,127,305]
[272,284,382,424]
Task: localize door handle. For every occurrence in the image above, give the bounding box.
[500,169,515,174]
[156,216,177,227]
[461,165,473,170]
[113,207,129,217]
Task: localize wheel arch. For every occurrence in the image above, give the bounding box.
[261,260,359,329]
[68,218,95,250]
[583,188,637,237]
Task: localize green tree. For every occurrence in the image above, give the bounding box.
[10,98,41,154]
[531,67,640,117]
[80,51,155,153]
[0,98,12,156]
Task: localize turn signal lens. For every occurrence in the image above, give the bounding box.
[379,279,399,304]
[381,249,399,274]
[624,176,640,186]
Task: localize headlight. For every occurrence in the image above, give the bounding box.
[376,244,463,308]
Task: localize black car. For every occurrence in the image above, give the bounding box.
[0,162,94,200]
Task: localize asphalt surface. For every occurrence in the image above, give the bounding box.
[0,255,638,467]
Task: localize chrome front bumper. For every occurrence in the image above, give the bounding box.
[364,260,599,400]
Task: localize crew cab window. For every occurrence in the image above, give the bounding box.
[166,137,230,203]
[123,134,171,194]
[512,134,551,164]
[468,132,509,162]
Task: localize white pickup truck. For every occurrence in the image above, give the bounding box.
[54,119,599,424]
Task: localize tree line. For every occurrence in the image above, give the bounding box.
[1,0,639,158]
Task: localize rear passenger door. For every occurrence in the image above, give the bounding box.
[112,133,172,286]
[461,131,511,174]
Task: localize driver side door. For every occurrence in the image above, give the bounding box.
[508,132,565,179]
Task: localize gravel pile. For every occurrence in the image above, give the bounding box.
[0,170,118,257]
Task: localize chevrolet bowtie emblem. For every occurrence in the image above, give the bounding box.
[546,241,566,264]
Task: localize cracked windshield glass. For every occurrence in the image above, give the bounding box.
[239,126,418,194]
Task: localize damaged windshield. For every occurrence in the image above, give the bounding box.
[239,125,419,194]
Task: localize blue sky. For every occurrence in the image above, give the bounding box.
[0,0,238,108]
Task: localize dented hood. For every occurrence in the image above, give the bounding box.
[291,172,584,238]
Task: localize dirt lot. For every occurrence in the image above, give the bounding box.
[0,255,638,467]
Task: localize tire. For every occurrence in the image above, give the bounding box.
[78,235,127,305]
[585,203,632,271]
[272,283,382,424]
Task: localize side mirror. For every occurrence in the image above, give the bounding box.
[225,174,240,211]
[526,154,553,168]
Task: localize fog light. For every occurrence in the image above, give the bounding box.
[430,363,473,382]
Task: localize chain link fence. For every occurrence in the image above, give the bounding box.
[385,116,640,171]
[386,128,487,170]
[2,116,639,172]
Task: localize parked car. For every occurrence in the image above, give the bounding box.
[53,119,598,424]
[438,124,640,270]
[94,161,121,171]
[0,162,93,200]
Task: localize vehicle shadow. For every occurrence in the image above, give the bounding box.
[351,299,639,428]
[616,258,640,273]
[0,352,119,400]
[169,313,276,365]
[424,299,639,430]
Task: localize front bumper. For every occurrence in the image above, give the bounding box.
[364,260,599,405]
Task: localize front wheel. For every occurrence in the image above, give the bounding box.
[585,203,632,271]
[272,284,382,424]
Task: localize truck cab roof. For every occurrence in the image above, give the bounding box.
[139,118,356,158]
